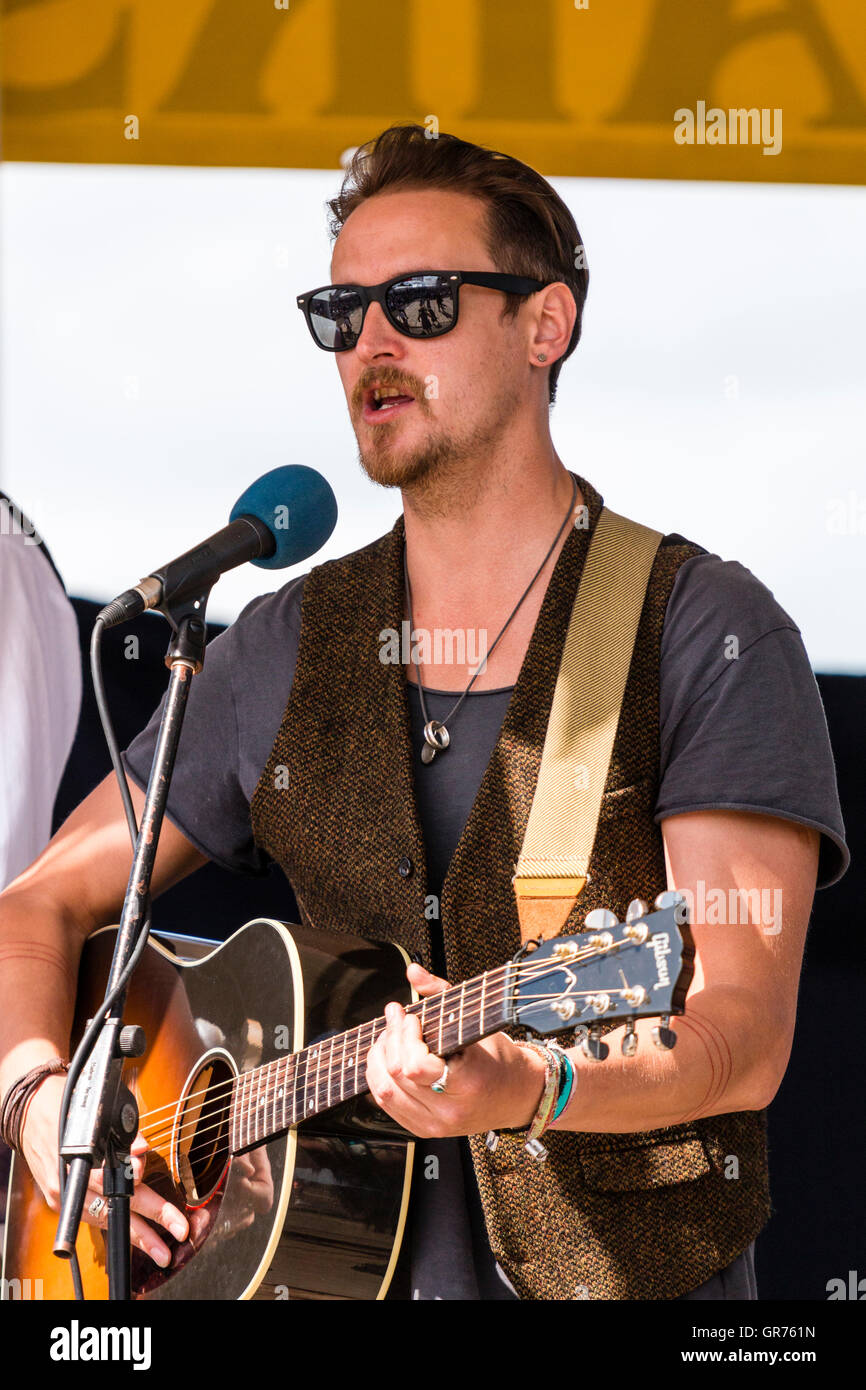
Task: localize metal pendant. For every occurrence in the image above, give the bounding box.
[421,720,450,764]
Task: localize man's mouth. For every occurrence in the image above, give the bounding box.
[362,385,417,422]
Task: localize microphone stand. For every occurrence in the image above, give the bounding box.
[54,595,211,1298]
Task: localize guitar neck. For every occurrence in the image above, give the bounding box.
[229,962,516,1154]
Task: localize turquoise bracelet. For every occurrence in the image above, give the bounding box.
[551,1050,575,1122]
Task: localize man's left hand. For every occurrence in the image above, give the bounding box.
[365,962,547,1138]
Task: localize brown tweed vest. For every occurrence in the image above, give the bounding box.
[250,473,772,1300]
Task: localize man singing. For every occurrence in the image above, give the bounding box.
[0,124,848,1300]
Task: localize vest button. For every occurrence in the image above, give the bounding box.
[397,856,414,878]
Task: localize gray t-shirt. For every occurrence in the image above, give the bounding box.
[123,548,849,1299]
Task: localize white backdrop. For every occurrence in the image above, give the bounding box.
[1,164,863,671]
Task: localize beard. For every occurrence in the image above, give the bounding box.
[355,382,521,511]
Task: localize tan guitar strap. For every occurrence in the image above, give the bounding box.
[512,506,663,942]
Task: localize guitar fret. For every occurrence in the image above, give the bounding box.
[327,1035,334,1110]
[340,1029,347,1103]
[275,1055,285,1132]
[458,981,466,1047]
[479,971,486,1036]
[238,1069,246,1150]
[345,1026,356,1099]
[308,1045,318,1117]
[437,992,445,1056]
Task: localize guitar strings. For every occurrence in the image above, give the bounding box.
[133,951,570,1132]
[135,934,635,1133]
[133,945,650,1159]
[135,956,654,1163]
[138,976,642,1165]
[140,977,652,1174]
[133,946,603,1139]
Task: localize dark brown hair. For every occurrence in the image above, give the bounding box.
[326,123,589,406]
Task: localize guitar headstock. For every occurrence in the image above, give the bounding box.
[511,892,694,1059]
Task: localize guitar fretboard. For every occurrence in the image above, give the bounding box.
[228,962,515,1154]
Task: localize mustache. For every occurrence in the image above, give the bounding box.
[352,370,427,409]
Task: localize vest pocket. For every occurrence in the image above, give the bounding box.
[592,773,654,823]
[578,1133,712,1190]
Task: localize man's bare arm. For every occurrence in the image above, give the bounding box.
[546,809,820,1131]
[0,772,209,1263]
[0,771,207,1115]
[365,810,820,1138]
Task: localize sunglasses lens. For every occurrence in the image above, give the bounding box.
[386,275,455,337]
[308,287,365,349]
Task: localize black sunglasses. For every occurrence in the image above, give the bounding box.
[296,269,547,352]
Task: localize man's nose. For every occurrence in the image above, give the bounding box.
[354,299,407,363]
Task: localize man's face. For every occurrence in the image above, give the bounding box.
[328,188,529,495]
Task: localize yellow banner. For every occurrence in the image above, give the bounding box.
[3,0,865,183]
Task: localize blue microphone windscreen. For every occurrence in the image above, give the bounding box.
[229,465,338,570]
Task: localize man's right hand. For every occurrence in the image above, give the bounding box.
[1,771,210,1268]
[20,1070,191,1269]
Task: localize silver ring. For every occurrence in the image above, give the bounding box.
[423,720,450,751]
[430,1063,449,1094]
[88,1196,106,1219]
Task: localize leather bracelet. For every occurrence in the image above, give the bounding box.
[0,1056,68,1156]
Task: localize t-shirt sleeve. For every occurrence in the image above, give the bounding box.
[122,575,306,875]
[655,554,849,890]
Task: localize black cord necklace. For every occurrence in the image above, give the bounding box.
[403,473,578,764]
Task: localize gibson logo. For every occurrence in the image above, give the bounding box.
[650,932,671,987]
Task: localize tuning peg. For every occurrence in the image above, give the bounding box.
[653,890,685,911]
[625,898,649,923]
[581,1026,610,1062]
[652,1013,678,1050]
[621,1019,639,1057]
[583,908,618,932]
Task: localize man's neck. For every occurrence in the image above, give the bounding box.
[402,452,580,614]
[399,450,583,692]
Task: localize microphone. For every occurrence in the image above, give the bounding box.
[98,465,337,628]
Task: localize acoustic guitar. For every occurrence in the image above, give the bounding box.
[2,895,692,1300]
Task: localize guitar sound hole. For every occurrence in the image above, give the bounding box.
[173,1053,234,1205]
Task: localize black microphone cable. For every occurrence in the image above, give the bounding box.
[57,614,157,1300]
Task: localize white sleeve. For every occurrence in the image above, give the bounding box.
[0,531,83,890]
